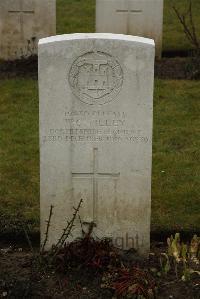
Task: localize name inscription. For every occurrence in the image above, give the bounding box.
[42,109,150,144]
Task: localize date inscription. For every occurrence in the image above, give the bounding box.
[42,109,150,144]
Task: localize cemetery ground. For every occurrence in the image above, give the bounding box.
[0,71,199,299]
[0,1,200,299]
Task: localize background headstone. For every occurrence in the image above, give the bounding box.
[96,0,163,58]
[0,0,56,61]
[39,33,155,255]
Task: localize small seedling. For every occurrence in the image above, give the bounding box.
[161,233,200,281]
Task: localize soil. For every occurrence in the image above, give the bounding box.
[0,56,38,80]
[0,240,199,299]
[155,57,190,80]
[0,55,198,80]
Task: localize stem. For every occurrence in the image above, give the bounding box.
[52,198,83,259]
[41,204,54,253]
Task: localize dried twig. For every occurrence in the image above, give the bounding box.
[52,198,83,258]
[172,0,199,49]
[41,204,54,253]
[188,0,199,49]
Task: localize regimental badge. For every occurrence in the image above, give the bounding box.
[68,51,123,105]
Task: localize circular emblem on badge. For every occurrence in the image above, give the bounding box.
[68,51,123,105]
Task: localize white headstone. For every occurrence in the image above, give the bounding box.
[39,33,154,255]
[96,0,163,58]
[0,0,56,60]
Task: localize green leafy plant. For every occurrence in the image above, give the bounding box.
[159,253,171,275]
[161,233,200,281]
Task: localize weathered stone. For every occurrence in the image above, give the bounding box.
[96,0,163,58]
[39,33,155,255]
[0,0,56,60]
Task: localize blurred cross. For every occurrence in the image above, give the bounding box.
[8,0,34,40]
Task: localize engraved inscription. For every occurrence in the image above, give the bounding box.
[42,109,151,144]
[72,148,120,223]
[68,51,123,105]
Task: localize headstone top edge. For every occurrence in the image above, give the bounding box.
[38,33,155,47]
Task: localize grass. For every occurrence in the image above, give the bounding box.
[152,80,200,231]
[57,0,95,34]
[56,0,200,52]
[0,79,39,230]
[0,79,199,232]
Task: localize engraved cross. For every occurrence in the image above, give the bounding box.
[72,148,120,223]
[8,0,34,40]
[116,6,142,34]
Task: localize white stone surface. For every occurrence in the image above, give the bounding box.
[39,33,155,255]
[0,0,56,60]
[96,0,163,58]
